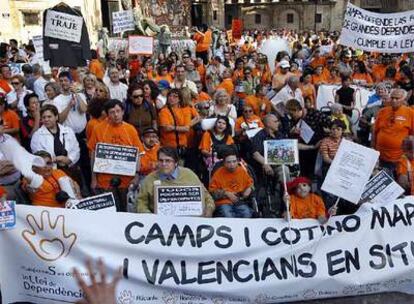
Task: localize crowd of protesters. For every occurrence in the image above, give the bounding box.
[0,26,413,222]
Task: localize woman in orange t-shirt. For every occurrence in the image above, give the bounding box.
[22,150,80,208]
[352,61,374,87]
[199,116,234,170]
[158,89,190,148]
[154,65,173,83]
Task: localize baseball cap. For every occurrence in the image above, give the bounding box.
[280,60,290,69]
[158,80,170,91]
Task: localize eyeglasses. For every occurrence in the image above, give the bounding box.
[182,56,190,59]
[11,82,20,85]
[158,158,174,164]
[132,95,144,98]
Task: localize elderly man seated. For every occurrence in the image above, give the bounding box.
[136,146,215,217]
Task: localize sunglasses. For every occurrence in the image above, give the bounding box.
[11,82,20,85]
[132,95,143,98]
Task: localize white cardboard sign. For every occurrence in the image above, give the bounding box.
[44,10,83,43]
[112,10,135,34]
[128,35,154,55]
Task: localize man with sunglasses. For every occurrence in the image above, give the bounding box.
[136,146,215,217]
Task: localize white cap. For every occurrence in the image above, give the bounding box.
[280,60,290,69]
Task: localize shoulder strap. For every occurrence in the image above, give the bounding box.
[167,106,180,147]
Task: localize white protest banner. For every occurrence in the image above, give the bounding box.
[128,35,154,55]
[264,139,299,165]
[361,170,405,204]
[340,2,414,53]
[112,10,135,34]
[316,84,375,112]
[155,185,203,216]
[44,10,83,43]
[93,143,138,176]
[2,199,414,303]
[322,139,379,204]
[72,192,116,212]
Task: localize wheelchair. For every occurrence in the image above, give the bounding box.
[209,159,260,218]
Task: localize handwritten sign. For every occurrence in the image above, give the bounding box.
[361,171,404,204]
[93,143,138,176]
[74,193,116,212]
[128,36,154,55]
[112,10,135,34]
[155,186,203,216]
[322,140,379,204]
[44,10,83,43]
[0,201,16,230]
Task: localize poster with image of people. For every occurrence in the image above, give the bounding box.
[264,139,299,165]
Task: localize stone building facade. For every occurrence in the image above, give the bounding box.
[197,0,414,31]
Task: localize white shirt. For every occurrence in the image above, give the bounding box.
[6,88,32,117]
[31,124,80,165]
[54,93,87,134]
[271,84,304,107]
[170,79,198,95]
[104,80,128,102]
[33,76,48,101]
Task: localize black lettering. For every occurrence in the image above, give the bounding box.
[261,258,282,280]
[158,260,180,285]
[216,261,234,284]
[233,260,253,282]
[393,242,409,265]
[327,250,345,276]
[197,261,217,284]
[297,253,317,278]
[142,259,159,284]
[145,223,166,246]
[369,245,386,269]
[124,221,145,244]
[342,215,360,232]
[244,227,251,247]
[261,227,281,246]
[166,225,196,247]
[281,227,300,245]
[180,261,197,285]
[215,225,233,249]
[196,225,215,247]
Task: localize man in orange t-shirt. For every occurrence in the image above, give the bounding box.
[139,128,160,177]
[216,69,234,96]
[0,65,12,94]
[88,50,105,80]
[88,99,144,211]
[374,89,414,175]
[209,148,253,218]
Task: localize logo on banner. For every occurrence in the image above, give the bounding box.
[21,210,77,261]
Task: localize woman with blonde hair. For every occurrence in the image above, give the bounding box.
[209,89,237,122]
[82,73,98,102]
[94,81,110,100]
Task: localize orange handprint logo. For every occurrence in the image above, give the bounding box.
[22,210,77,261]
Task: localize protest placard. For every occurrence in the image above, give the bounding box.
[44,10,83,43]
[322,139,379,204]
[112,10,135,34]
[32,35,43,60]
[340,2,414,53]
[0,201,15,230]
[155,185,203,216]
[299,120,314,144]
[361,170,404,204]
[128,35,154,55]
[264,139,299,165]
[73,193,116,212]
[93,143,138,176]
[3,198,414,303]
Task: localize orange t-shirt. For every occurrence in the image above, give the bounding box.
[290,193,326,220]
[235,115,264,133]
[158,106,190,148]
[88,120,144,188]
[2,110,20,139]
[0,80,12,94]
[353,72,373,85]
[86,116,106,141]
[89,59,105,80]
[375,106,414,162]
[244,95,272,117]
[194,91,211,104]
[199,131,234,154]
[300,83,316,104]
[155,74,173,83]
[216,78,234,96]
[232,69,244,83]
[140,143,160,176]
[27,169,67,208]
[372,64,387,83]
[396,156,414,195]
[209,165,253,206]
[312,73,327,86]
[310,57,326,69]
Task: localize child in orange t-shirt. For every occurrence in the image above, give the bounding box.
[284,177,336,223]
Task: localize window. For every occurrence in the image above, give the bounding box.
[287,13,294,24]
[22,12,40,26]
[213,10,217,20]
[255,14,261,24]
[315,13,322,23]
